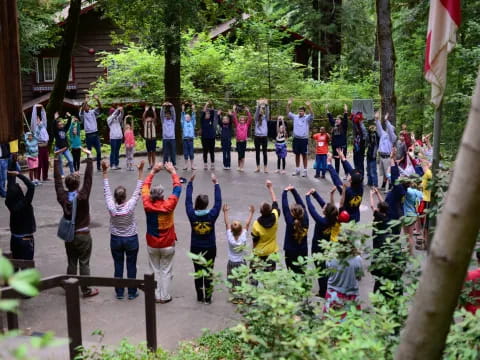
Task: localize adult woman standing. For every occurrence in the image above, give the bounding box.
[102,160,144,300]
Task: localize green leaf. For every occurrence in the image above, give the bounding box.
[9,279,39,297]
[0,299,19,312]
[0,256,14,279]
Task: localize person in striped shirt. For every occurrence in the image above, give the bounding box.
[102,160,145,300]
[142,161,182,304]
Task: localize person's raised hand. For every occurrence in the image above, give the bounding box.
[384,112,389,121]
[244,106,250,112]
[344,103,348,112]
[181,104,185,112]
[101,161,109,173]
[80,147,91,157]
[284,184,294,192]
[164,162,176,174]
[189,173,196,183]
[145,105,149,111]
[265,179,273,188]
[137,160,145,172]
[330,186,337,194]
[217,109,222,116]
[191,103,195,111]
[211,173,218,184]
[336,147,345,160]
[152,162,163,174]
[93,94,99,100]
[232,104,237,112]
[325,103,329,112]
[305,100,311,107]
[327,152,333,164]
[223,204,230,213]
[287,98,293,105]
[374,111,380,120]
[66,112,71,117]
[249,204,255,213]
[151,105,156,111]
[306,188,316,196]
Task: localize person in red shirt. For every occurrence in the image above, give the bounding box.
[141,161,182,304]
[464,250,480,314]
[312,127,330,179]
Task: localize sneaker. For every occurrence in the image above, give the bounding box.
[281,170,286,175]
[83,288,99,298]
[116,294,124,300]
[128,292,139,300]
[274,169,280,174]
[148,165,153,170]
[223,166,228,170]
[61,175,65,179]
[204,298,212,305]
[156,297,172,304]
[210,164,215,170]
[239,168,244,172]
[263,167,268,174]
[183,164,188,170]
[292,170,300,176]
[204,163,208,170]
[254,167,260,173]
[302,170,307,177]
[314,174,320,178]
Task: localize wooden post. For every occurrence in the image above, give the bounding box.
[6,312,19,330]
[143,273,157,351]
[63,278,82,360]
[0,0,23,143]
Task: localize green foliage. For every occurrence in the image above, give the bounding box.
[17,0,65,73]
[75,338,169,360]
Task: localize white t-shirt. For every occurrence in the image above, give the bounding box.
[226,229,247,263]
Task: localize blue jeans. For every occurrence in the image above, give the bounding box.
[221,138,231,168]
[110,139,122,167]
[367,159,378,187]
[85,133,102,170]
[110,234,139,297]
[162,139,176,165]
[315,154,327,177]
[0,158,8,197]
[56,148,74,176]
[183,138,194,160]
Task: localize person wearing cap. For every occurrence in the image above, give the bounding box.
[326,149,364,223]
[351,111,368,177]
[306,186,348,298]
[141,161,182,304]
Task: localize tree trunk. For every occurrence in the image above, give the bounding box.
[375,0,396,124]
[45,0,81,136]
[396,70,480,359]
[0,0,23,143]
[164,13,182,154]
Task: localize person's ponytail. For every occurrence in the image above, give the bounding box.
[291,204,305,244]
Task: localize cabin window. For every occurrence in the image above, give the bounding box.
[35,57,73,83]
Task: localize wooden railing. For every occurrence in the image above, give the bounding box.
[0,273,157,360]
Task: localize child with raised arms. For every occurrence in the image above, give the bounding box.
[232,105,252,172]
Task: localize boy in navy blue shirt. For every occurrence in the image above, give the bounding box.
[185,172,222,304]
[326,149,364,222]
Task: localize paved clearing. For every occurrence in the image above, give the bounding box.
[0,151,377,351]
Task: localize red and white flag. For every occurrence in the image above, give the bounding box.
[424,0,462,108]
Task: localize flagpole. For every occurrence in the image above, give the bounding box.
[432,101,442,173]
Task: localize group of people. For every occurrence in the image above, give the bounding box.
[0,95,446,313]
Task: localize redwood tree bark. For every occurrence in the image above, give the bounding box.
[396,70,480,359]
[164,11,183,154]
[0,0,23,143]
[46,0,81,135]
[375,0,397,124]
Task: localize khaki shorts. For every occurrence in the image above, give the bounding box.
[378,156,391,178]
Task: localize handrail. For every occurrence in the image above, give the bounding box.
[0,273,157,359]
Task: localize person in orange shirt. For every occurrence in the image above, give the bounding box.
[312,127,330,178]
[141,161,182,304]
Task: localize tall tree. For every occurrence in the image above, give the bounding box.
[0,0,23,143]
[45,0,81,133]
[396,69,480,359]
[99,0,262,152]
[375,0,396,124]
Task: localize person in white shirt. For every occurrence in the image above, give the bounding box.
[222,203,254,303]
[79,95,103,171]
[107,105,124,170]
